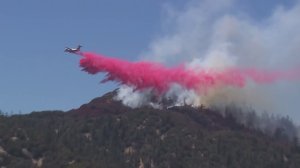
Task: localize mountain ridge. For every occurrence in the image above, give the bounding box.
[0,90,300,168]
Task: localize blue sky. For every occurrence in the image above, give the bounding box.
[0,0,297,113]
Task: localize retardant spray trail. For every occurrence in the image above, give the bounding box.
[75,52,300,94]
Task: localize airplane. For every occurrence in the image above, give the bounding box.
[64,45,82,53]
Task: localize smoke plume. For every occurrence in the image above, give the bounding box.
[115,0,300,122]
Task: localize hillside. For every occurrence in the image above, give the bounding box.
[0,91,300,168]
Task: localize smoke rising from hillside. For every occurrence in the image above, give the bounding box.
[117,0,300,120]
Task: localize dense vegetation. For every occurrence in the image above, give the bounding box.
[0,91,300,168]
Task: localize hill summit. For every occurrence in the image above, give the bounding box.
[0,91,300,168]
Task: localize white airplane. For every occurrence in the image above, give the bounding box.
[64,45,82,53]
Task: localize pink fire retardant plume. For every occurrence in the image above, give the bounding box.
[76,52,300,94]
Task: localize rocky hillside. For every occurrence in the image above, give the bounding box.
[0,91,300,168]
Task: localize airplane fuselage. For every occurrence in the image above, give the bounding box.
[64,45,82,53]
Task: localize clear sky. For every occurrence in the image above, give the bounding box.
[0,0,297,113]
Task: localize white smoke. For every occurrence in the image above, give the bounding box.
[114,85,156,108]
[115,84,201,109]
[116,0,300,123]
